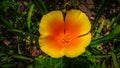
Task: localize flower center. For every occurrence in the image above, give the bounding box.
[62,35,72,45]
[63,38,69,44]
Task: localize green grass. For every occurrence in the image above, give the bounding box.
[0,0,120,68]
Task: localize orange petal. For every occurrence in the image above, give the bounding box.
[39,35,65,58]
[64,33,91,58]
[65,9,91,37]
[39,11,65,58]
[39,11,64,38]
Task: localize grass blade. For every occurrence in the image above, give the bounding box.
[13,55,33,61]
[32,0,47,15]
[90,25,120,47]
[94,19,104,39]
[8,29,38,40]
[92,0,106,30]
[39,0,48,13]
[27,4,34,32]
[111,52,119,68]
[0,15,13,29]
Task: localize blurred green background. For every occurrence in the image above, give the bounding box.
[0,0,120,68]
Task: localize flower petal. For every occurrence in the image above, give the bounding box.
[65,9,91,37]
[39,11,65,58]
[39,35,65,58]
[39,11,64,38]
[64,33,91,58]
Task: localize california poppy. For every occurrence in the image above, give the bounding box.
[39,9,91,58]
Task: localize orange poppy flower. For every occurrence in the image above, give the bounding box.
[39,9,91,58]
